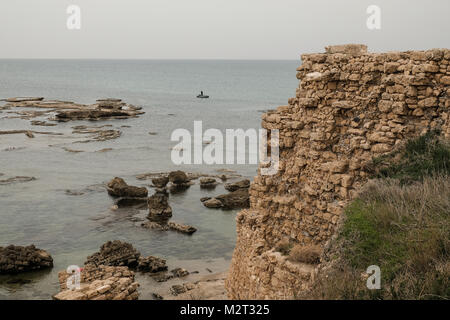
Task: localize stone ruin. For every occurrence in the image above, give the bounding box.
[226,44,450,299]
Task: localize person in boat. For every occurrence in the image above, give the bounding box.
[201,91,204,96]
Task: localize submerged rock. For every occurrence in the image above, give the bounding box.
[114,197,148,209]
[85,240,141,268]
[0,245,53,274]
[0,176,36,185]
[107,177,148,198]
[30,120,56,127]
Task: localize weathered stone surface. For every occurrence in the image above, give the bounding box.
[168,222,197,235]
[107,177,148,198]
[226,45,450,300]
[325,44,367,55]
[152,176,169,188]
[171,267,189,278]
[54,265,139,300]
[148,192,172,220]
[137,256,168,273]
[85,241,140,268]
[224,179,250,192]
[141,221,169,231]
[168,170,189,184]
[0,245,53,274]
[200,177,218,189]
[203,198,223,208]
[215,189,250,209]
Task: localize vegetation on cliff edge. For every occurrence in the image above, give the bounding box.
[305,132,450,300]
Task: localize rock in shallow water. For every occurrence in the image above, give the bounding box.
[0,245,53,274]
[106,177,148,198]
[85,240,140,268]
[203,198,223,208]
[224,179,250,192]
[200,177,218,189]
[152,176,169,188]
[137,256,168,273]
[168,222,197,235]
[202,189,250,209]
[148,192,172,220]
[216,188,250,209]
[168,170,188,184]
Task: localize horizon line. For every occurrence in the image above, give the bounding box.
[0,57,299,61]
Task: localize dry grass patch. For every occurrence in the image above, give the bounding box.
[304,175,450,300]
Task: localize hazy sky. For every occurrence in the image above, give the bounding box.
[0,0,449,59]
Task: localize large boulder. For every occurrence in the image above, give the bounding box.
[107,177,148,198]
[168,171,188,184]
[168,171,191,193]
[85,240,140,268]
[0,245,53,274]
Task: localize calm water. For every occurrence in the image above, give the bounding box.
[0,59,299,299]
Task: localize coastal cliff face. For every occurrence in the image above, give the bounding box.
[226,44,450,299]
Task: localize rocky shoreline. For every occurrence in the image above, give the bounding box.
[0,166,245,299]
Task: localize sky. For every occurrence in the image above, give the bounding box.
[0,0,449,59]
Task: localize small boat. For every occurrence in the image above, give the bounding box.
[196,91,209,99]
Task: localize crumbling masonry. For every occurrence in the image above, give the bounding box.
[226,44,450,299]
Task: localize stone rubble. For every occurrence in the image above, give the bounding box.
[54,265,139,300]
[85,240,141,268]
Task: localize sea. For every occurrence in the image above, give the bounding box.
[0,59,299,299]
